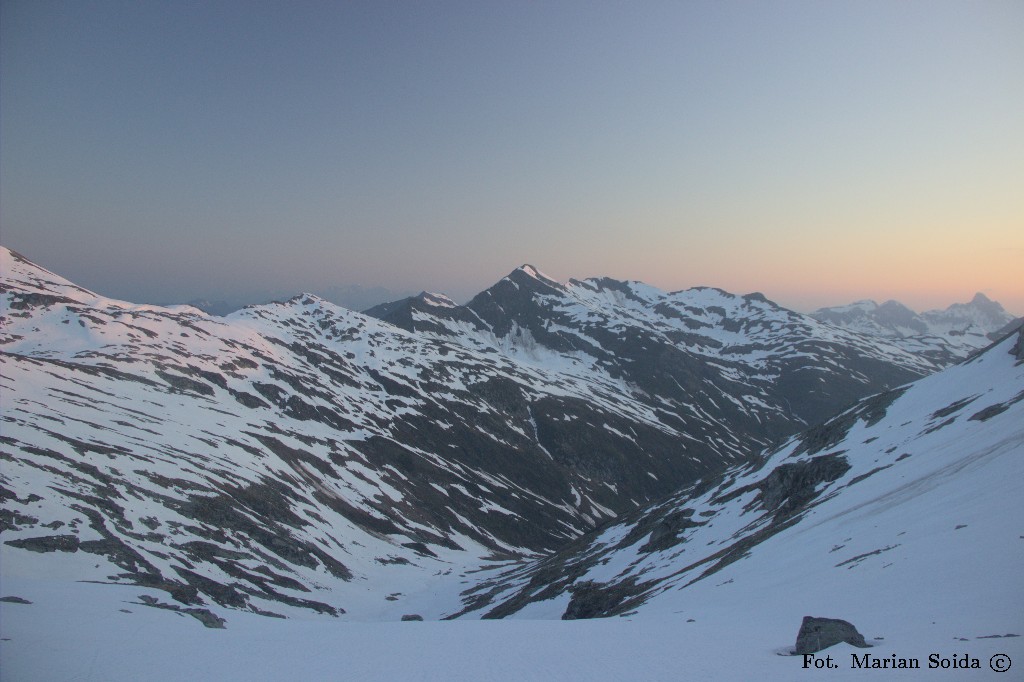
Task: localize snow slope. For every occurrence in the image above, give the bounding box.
[449,325,1024,674]
[3,245,753,622]
[7,589,1017,682]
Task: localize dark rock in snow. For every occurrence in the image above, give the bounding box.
[638,509,704,553]
[401,614,424,621]
[794,616,872,654]
[561,580,641,620]
[756,454,852,520]
[1009,324,1024,362]
[135,594,227,629]
[4,534,81,553]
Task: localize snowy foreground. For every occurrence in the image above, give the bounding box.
[2,574,1021,681]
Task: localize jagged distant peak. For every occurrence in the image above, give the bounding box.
[971,291,993,304]
[924,292,1010,321]
[510,264,563,288]
[820,292,1008,319]
[812,290,1014,350]
[517,264,544,278]
[280,292,333,307]
[951,291,1006,314]
[416,291,457,308]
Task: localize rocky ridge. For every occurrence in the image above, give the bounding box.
[2,247,1014,624]
[450,322,1024,620]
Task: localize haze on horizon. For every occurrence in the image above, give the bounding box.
[2,1,1021,315]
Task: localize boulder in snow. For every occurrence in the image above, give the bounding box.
[794,616,872,654]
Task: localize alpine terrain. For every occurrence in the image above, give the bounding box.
[811,295,1018,361]
[1,246,1021,680]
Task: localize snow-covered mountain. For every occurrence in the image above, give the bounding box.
[3,247,1007,612]
[184,284,415,317]
[453,321,1024,637]
[367,265,948,429]
[3,244,1020,680]
[811,294,1018,357]
[1,248,972,625]
[1,247,749,620]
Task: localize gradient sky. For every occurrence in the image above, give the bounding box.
[2,1,1021,314]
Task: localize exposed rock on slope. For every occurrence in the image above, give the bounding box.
[370,265,953,434]
[452,325,1024,622]
[2,247,1010,624]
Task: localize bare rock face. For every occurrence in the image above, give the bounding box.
[561,580,642,620]
[1010,324,1024,363]
[794,616,872,654]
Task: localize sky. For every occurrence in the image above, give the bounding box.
[1,0,1021,314]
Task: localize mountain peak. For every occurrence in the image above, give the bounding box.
[285,292,331,306]
[516,264,554,281]
[416,291,457,308]
[504,264,563,291]
[930,292,1009,320]
[741,291,770,304]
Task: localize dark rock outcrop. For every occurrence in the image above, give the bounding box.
[794,616,872,654]
[135,594,227,629]
[4,534,81,553]
[561,580,640,620]
[638,509,704,553]
[1010,325,1024,363]
[755,454,852,520]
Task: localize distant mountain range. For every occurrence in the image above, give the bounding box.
[185,283,415,317]
[811,293,1017,353]
[1,246,1020,635]
[365,266,972,428]
[184,277,1018,357]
